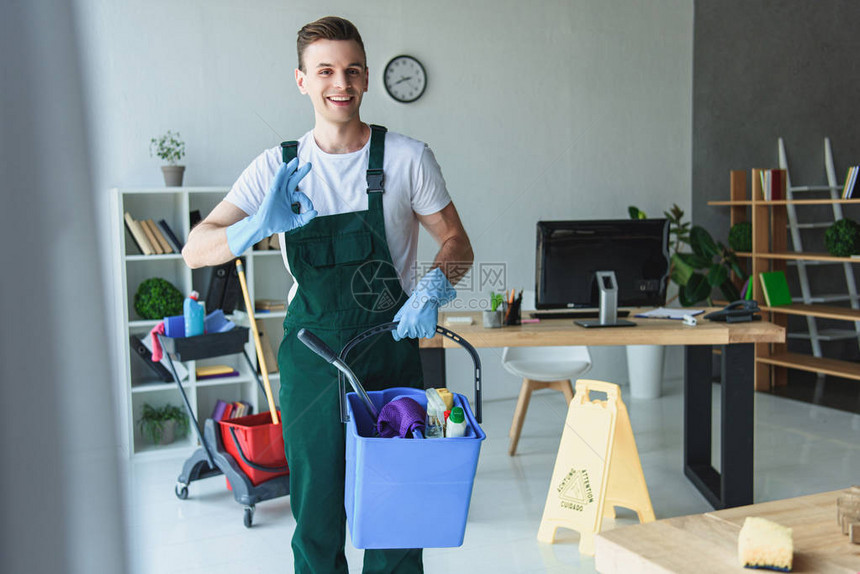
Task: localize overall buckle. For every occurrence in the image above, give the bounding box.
[366,169,385,193]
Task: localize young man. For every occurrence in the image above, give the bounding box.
[182,16,473,574]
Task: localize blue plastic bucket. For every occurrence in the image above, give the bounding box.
[344,386,486,549]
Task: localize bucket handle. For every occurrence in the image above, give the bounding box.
[337,322,482,424]
[227,427,289,473]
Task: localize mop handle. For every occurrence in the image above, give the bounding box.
[297,328,380,421]
[235,259,279,425]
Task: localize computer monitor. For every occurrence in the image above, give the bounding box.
[535,219,670,310]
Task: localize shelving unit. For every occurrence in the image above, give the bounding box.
[709,170,860,391]
[110,187,291,458]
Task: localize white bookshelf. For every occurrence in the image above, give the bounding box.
[110,187,291,458]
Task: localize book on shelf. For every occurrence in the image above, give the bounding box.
[205,263,230,314]
[759,270,792,307]
[211,399,229,421]
[129,334,173,382]
[196,364,239,380]
[139,332,188,380]
[190,209,202,229]
[220,263,242,314]
[757,169,783,201]
[253,233,281,251]
[255,299,287,311]
[204,259,245,314]
[139,219,164,254]
[256,323,279,374]
[123,212,155,255]
[157,219,185,252]
[843,166,859,199]
[146,218,174,253]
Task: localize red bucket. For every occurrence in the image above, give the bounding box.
[219,412,289,486]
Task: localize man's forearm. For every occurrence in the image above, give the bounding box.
[430,235,474,286]
[182,222,238,269]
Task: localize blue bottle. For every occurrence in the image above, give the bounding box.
[183,291,204,337]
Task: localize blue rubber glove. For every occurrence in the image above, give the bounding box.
[226,158,316,255]
[392,267,457,341]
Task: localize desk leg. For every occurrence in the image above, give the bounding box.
[684,344,754,510]
[721,342,754,508]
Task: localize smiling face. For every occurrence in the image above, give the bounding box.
[295,39,369,128]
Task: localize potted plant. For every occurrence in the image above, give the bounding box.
[629,204,745,306]
[150,130,186,186]
[138,402,189,445]
[626,205,746,399]
[483,292,505,328]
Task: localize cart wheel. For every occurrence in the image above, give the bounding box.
[175,483,189,500]
[243,506,255,528]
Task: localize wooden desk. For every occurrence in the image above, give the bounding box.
[424,310,785,509]
[594,488,860,573]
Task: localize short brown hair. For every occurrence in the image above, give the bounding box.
[297,16,365,72]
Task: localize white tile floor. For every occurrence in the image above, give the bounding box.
[125,379,860,573]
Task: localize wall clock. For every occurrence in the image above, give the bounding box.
[383,55,427,103]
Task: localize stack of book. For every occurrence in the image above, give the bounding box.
[255,299,287,313]
[211,399,253,421]
[124,212,184,255]
[196,364,239,380]
[842,166,859,199]
[254,233,281,250]
[758,169,784,201]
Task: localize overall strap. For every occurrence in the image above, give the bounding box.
[280,140,298,163]
[367,124,387,194]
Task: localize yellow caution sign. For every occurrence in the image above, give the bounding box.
[537,379,655,556]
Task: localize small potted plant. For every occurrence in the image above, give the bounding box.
[483,292,505,329]
[138,402,189,445]
[150,130,186,187]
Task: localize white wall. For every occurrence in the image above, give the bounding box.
[75,0,694,400]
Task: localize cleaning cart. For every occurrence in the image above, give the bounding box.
[299,322,485,549]
[165,260,289,528]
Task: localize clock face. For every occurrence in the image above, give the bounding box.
[383,55,427,103]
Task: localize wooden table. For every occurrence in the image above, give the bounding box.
[421,310,785,509]
[594,488,860,573]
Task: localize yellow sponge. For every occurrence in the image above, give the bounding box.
[738,517,793,572]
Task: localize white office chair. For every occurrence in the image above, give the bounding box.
[502,345,592,456]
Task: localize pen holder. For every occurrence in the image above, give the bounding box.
[482,309,504,329]
[504,299,521,326]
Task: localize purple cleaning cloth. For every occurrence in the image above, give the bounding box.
[376,397,426,438]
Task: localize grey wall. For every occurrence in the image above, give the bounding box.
[693,0,860,234]
[692,0,860,363]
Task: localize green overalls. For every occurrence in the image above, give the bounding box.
[277,125,425,574]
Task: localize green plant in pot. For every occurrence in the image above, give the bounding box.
[483,292,505,328]
[629,204,745,306]
[672,226,745,306]
[825,218,860,257]
[138,403,189,445]
[134,277,184,320]
[150,130,186,187]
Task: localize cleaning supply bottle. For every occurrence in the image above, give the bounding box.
[424,388,446,438]
[183,291,204,337]
[446,406,467,438]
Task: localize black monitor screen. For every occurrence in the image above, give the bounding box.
[535,219,670,309]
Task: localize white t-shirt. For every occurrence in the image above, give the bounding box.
[225,129,451,301]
